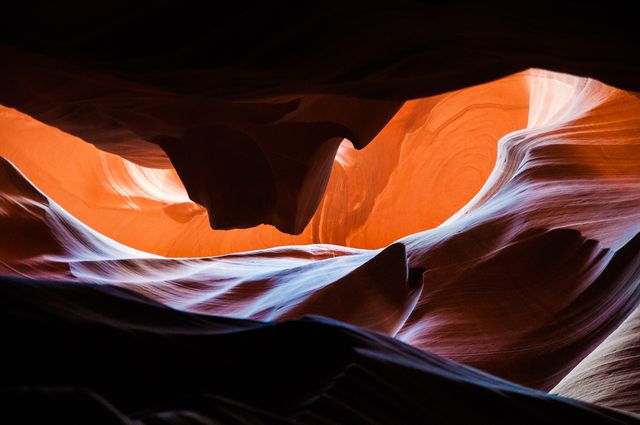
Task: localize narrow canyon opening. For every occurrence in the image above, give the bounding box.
[0,69,555,258]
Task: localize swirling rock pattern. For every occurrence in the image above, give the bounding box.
[398,69,640,390]
[2,1,640,235]
[0,69,639,406]
[0,72,528,257]
[1,2,640,419]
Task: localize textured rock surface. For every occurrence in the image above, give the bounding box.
[2,3,640,421]
[0,72,528,256]
[2,277,638,424]
[2,1,640,234]
[398,69,640,390]
[552,307,640,414]
[1,70,639,397]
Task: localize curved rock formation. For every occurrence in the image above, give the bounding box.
[2,277,638,424]
[0,156,418,337]
[0,72,527,256]
[552,307,640,414]
[1,70,639,399]
[398,69,640,389]
[2,3,640,418]
[2,1,640,235]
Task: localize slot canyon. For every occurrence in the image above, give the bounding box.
[1,2,640,424]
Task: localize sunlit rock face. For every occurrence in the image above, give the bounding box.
[552,307,640,414]
[1,68,639,408]
[0,72,528,256]
[399,69,640,390]
[3,1,640,240]
[3,2,640,422]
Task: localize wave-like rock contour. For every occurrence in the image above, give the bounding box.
[1,70,639,404]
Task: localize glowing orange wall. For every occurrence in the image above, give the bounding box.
[0,73,529,257]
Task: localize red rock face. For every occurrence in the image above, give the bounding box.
[3,3,640,422]
[0,72,528,256]
[1,68,639,414]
